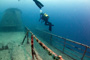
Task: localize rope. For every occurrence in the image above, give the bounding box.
[25,27,64,60]
[25,27,90,60]
[34,35,64,60]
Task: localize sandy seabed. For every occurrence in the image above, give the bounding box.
[0,31,42,60]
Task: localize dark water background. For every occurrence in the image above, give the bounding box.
[0,0,90,46]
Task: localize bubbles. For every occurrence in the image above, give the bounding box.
[40,10,42,13]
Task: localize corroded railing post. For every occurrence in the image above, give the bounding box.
[63,39,66,52]
[50,35,52,45]
[81,47,87,60]
[27,31,29,44]
[25,27,64,60]
[31,35,34,60]
[21,32,28,45]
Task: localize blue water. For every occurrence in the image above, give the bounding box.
[0,0,90,46]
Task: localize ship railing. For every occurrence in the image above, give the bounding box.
[21,27,64,60]
[34,29,90,60]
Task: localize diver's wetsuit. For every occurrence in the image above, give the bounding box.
[33,0,44,9]
[39,13,49,25]
[39,13,54,31]
[48,22,54,31]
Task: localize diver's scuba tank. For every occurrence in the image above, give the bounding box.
[44,13,49,18]
[40,10,49,18]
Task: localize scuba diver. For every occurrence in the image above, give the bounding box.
[33,0,44,9]
[39,10,54,31]
[39,10,49,25]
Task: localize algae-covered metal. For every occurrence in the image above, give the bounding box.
[0,8,23,31]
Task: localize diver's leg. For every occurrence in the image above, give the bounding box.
[45,22,47,25]
[49,25,52,31]
[45,19,49,25]
[45,21,49,25]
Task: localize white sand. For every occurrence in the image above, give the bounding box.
[0,31,42,60]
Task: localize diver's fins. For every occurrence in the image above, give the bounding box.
[33,0,44,9]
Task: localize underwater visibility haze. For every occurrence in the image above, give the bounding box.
[1,0,89,45]
[0,0,90,60]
